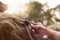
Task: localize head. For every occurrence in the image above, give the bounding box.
[0,1,8,12]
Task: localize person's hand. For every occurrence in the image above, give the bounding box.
[31,22,46,32]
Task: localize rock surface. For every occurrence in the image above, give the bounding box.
[0,13,32,40]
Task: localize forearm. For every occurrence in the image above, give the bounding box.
[46,28,60,40]
[38,27,60,40]
[44,28,57,36]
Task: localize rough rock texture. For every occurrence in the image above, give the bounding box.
[0,13,33,40]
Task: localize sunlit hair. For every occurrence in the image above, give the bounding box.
[0,1,8,12]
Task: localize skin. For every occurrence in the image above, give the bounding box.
[31,23,60,40]
[0,2,8,12]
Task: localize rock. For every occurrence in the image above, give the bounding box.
[0,13,31,40]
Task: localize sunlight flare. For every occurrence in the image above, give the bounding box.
[0,0,60,14]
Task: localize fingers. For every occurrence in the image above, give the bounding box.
[31,22,46,30]
[31,22,42,29]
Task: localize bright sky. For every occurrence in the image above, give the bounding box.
[0,0,60,14]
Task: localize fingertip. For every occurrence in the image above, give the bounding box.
[31,24,34,26]
[31,24,36,28]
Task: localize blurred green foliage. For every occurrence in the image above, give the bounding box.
[26,1,56,26]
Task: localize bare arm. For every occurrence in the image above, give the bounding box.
[31,23,60,40]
